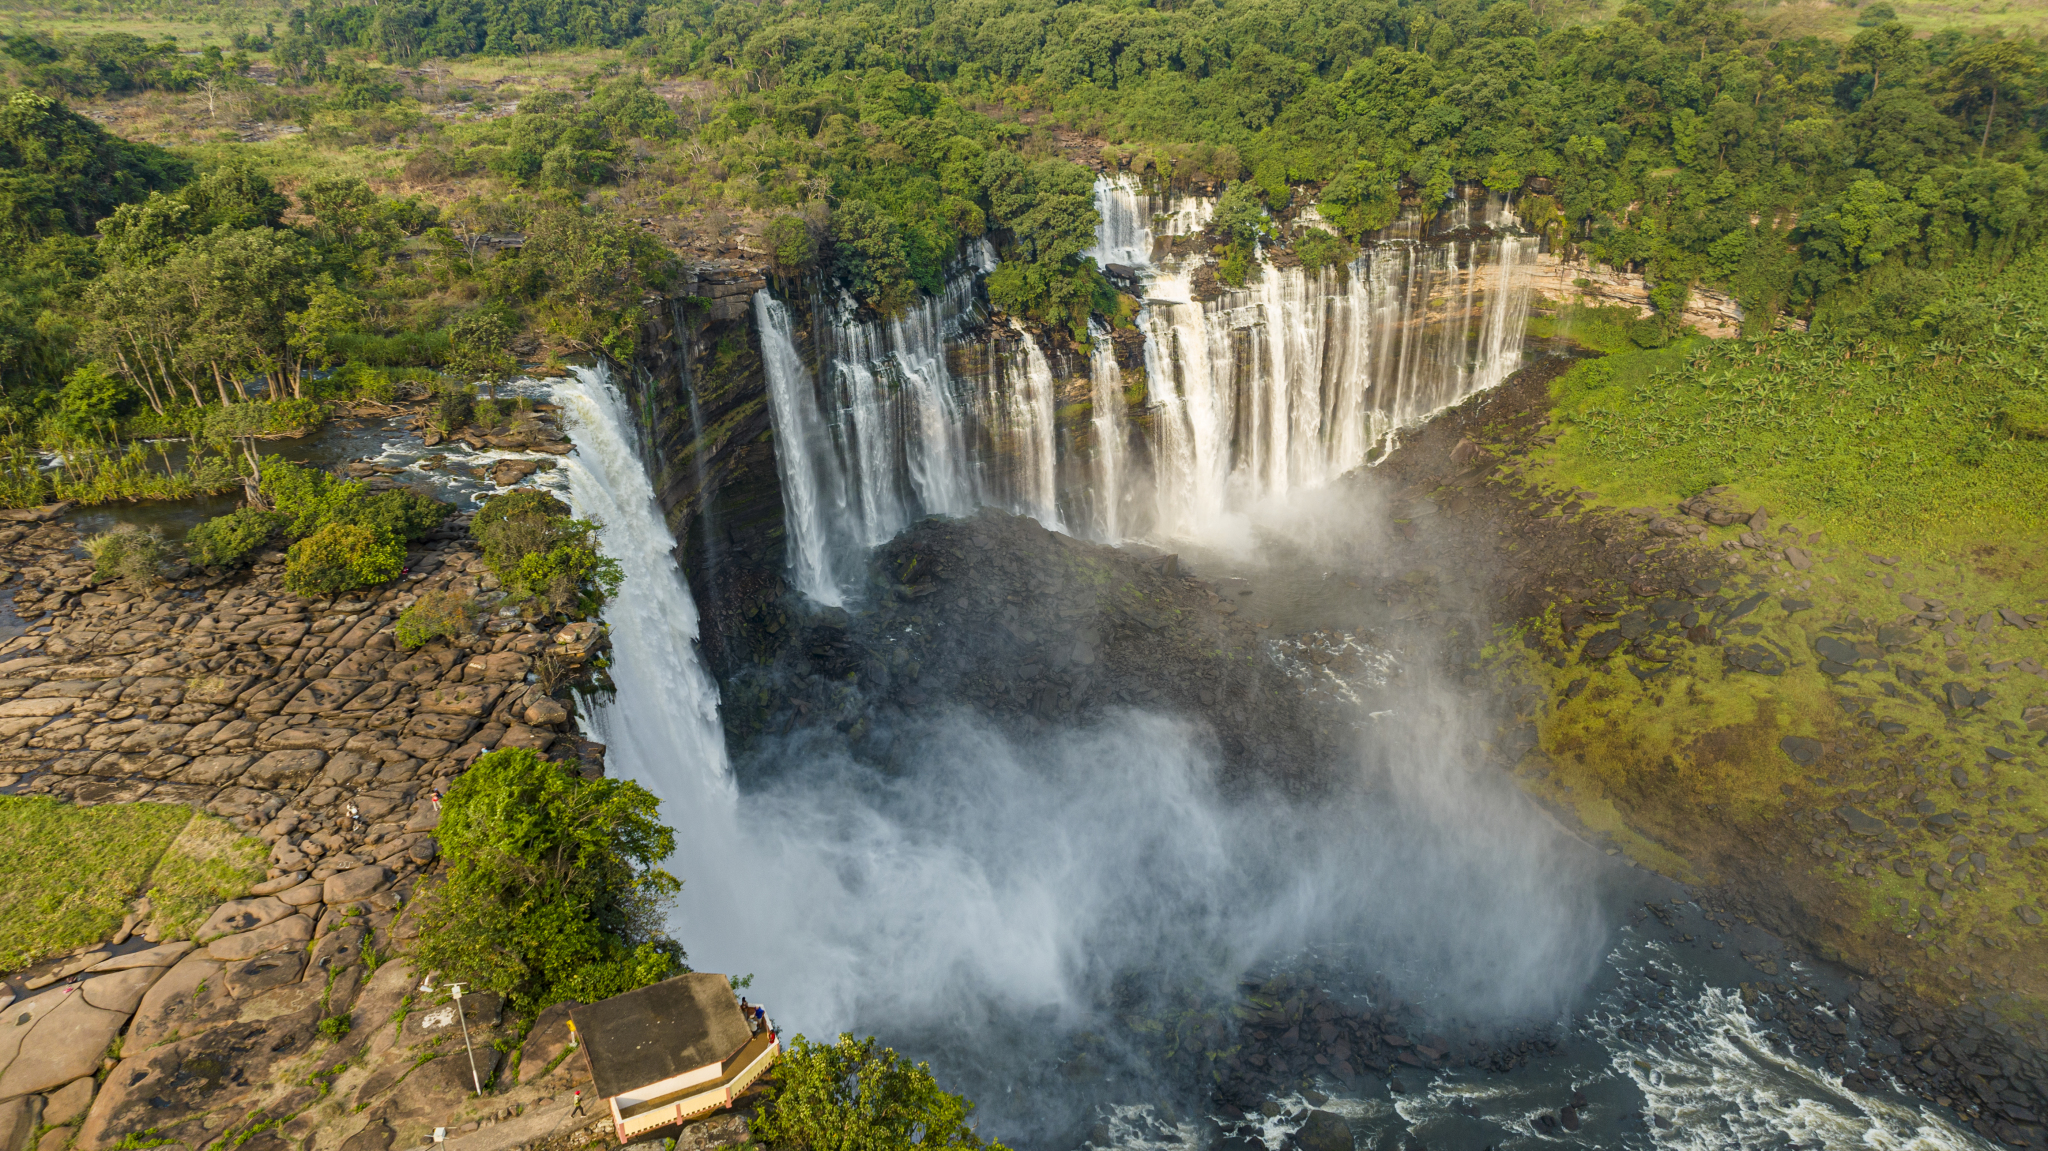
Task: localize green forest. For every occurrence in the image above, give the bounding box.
[0,0,2041,508]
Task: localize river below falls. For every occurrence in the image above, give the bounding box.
[57,369,2000,1151]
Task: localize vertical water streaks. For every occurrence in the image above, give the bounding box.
[889,273,980,519]
[756,190,1537,596]
[1086,320,1130,541]
[1085,173,1155,269]
[997,320,1066,533]
[819,297,911,547]
[753,290,845,605]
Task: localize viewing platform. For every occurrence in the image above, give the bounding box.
[568,974,780,1144]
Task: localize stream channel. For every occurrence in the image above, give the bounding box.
[58,369,1997,1151]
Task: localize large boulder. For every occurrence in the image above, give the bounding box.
[244,749,328,789]
[44,1077,96,1126]
[1294,1112,1354,1151]
[517,1000,583,1082]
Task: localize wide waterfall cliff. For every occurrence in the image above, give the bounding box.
[619,179,1544,709]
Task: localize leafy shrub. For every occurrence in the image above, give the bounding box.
[283,522,405,597]
[397,588,480,648]
[257,457,445,542]
[431,385,476,433]
[2003,395,2048,440]
[764,214,816,276]
[184,508,286,568]
[472,488,570,532]
[54,363,140,439]
[354,487,448,542]
[1213,181,1270,245]
[200,398,329,439]
[472,397,509,431]
[319,1013,353,1039]
[472,490,620,617]
[753,1034,1001,1151]
[319,362,398,402]
[84,524,167,589]
[1216,243,1253,288]
[408,748,685,1014]
[1294,229,1357,276]
[1627,317,1673,348]
[259,457,359,537]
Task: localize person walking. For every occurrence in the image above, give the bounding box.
[571,1090,584,1117]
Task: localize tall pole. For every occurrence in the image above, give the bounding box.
[451,983,484,1095]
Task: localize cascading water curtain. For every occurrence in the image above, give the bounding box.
[752,191,1537,594]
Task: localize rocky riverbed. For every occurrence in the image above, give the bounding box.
[0,508,724,1151]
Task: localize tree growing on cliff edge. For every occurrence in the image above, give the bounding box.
[751,1034,1005,1151]
[410,748,687,1014]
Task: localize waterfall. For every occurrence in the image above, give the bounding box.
[992,320,1065,533]
[549,365,757,950]
[754,187,1537,593]
[1085,174,1154,269]
[1086,321,1129,541]
[754,292,845,605]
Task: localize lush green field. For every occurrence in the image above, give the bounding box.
[0,796,267,972]
[1539,254,2048,556]
[1503,252,2048,999]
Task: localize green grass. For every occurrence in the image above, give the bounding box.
[1497,254,2048,996]
[1740,0,2048,41]
[1526,303,1647,356]
[1537,330,2048,559]
[0,796,267,972]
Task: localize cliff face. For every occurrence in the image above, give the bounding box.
[619,263,788,681]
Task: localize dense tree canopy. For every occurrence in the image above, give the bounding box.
[624,0,2044,334]
[410,747,687,1014]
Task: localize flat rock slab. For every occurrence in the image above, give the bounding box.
[0,966,167,1098]
[207,914,314,962]
[86,941,194,973]
[324,865,394,904]
[517,1001,582,1083]
[43,1075,96,1125]
[197,896,295,941]
[245,749,327,789]
[126,953,228,1051]
[78,1005,321,1151]
[225,952,306,999]
[437,1097,587,1151]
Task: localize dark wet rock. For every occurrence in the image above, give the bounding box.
[1780,736,1823,765]
[1293,1111,1353,1151]
[1835,806,1884,836]
[1814,636,1861,665]
[1722,592,1768,621]
[80,1008,320,1149]
[1582,632,1626,662]
[339,1119,394,1151]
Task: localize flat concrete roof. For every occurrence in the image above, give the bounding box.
[570,973,754,1100]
